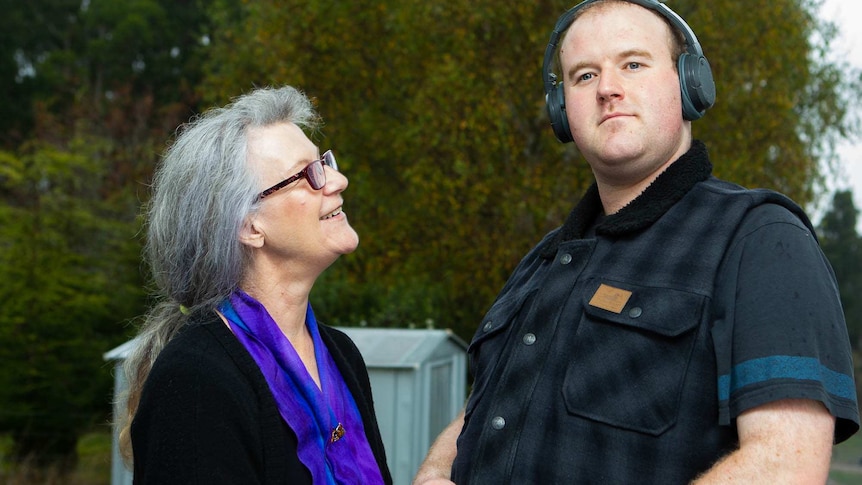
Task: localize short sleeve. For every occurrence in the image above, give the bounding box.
[711,204,859,443]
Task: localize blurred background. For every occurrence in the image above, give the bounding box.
[1,0,861,483]
[820,0,862,233]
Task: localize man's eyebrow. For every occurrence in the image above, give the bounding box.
[565,48,655,81]
[617,48,654,60]
[566,60,591,81]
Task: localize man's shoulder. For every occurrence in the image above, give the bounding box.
[739,201,811,228]
[695,177,812,230]
[698,177,798,206]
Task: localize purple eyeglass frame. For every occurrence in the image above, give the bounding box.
[258,150,337,199]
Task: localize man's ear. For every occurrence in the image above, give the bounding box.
[239,216,265,249]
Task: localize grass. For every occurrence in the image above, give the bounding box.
[830,431,862,484]
[74,428,113,485]
[834,431,862,465]
[0,429,112,485]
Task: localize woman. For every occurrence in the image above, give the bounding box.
[119,86,391,484]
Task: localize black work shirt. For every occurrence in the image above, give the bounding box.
[451,142,859,484]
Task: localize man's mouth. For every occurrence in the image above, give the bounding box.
[600,113,628,124]
[321,207,343,220]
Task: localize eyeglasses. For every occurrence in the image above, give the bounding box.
[258,150,338,199]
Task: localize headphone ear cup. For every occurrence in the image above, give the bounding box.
[547,84,574,143]
[678,53,716,121]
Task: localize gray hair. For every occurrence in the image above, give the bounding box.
[119,85,319,462]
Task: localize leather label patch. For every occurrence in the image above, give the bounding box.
[589,284,632,314]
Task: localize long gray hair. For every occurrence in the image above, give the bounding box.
[119,86,319,462]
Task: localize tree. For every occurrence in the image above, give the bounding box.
[818,190,862,349]
[0,0,214,468]
[0,0,210,149]
[682,0,859,204]
[0,0,854,467]
[0,0,80,147]
[0,138,145,467]
[197,0,857,340]
[200,0,597,333]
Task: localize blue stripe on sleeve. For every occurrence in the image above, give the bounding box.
[718,355,856,401]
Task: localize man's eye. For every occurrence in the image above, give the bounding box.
[627,62,641,70]
[579,72,595,82]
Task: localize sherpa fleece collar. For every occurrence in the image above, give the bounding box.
[541,140,712,259]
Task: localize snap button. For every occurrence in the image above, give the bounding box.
[483,320,493,332]
[628,307,643,318]
[523,333,536,345]
[560,253,572,265]
[491,416,506,430]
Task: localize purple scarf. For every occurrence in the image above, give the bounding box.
[219,290,384,484]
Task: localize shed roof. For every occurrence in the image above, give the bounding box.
[104,327,467,369]
[339,327,467,369]
[103,337,140,361]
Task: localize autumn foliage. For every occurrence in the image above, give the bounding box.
[0,0,858,467]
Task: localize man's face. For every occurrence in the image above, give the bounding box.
[559,2,690,186]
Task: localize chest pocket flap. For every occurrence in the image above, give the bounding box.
[563,278,706,435]
[581,278,704,336]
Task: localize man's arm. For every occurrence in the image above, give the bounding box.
[692,398,835,484]
[412,409,465,485]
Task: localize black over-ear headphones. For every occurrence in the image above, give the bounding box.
[542,0,716,143]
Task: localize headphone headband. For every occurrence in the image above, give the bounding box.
[543,0,716,143]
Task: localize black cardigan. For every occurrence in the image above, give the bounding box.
[132,311,392,484]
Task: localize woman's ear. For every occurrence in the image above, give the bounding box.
[238,216,265,249]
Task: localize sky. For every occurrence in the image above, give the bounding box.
[817,0,862,228]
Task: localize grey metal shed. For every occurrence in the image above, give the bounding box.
[104,327,468,485]
[102,338,139,485]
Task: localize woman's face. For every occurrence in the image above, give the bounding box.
[245,122,358,274]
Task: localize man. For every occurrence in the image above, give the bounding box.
[413,0,859,483]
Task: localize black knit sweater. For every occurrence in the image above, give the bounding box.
[132,312,392,485]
